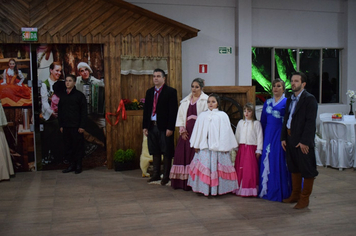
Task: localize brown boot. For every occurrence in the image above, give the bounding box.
[294,178,314,209]
[283,173,302,203]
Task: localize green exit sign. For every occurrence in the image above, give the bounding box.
[219,47,232,54]
[22,27,38,41]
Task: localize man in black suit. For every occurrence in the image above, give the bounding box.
[281,71,318,209]
[143,68,178,185]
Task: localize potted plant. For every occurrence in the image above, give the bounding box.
[114,148,135,171]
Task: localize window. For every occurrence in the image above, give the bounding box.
[252,47,340,104]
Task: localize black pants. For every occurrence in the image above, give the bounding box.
[63,127,85,165]
[286,135,318,178]
[147,125,174,158]
[42,118,64,163]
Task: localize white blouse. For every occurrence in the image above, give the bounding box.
[190,109,237,152]
[3,68,25,80]
[235,119,263,153]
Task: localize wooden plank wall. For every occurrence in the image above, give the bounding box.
[0,32,183,169]
[115,34,182,169]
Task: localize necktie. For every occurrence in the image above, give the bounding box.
[152,86,163,116]
[290,95,297,114]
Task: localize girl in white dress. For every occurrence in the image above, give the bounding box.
[188,93,238,196]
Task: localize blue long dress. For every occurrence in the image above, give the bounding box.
[259,95,291,202]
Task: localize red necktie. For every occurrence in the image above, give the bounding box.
[152,86,163,116]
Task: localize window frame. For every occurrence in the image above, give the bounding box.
[252,47,341,104]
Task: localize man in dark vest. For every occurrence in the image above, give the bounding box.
[281,71,318,209]
[142,68,178,185]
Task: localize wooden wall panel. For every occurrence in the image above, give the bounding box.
[0,0,196,170]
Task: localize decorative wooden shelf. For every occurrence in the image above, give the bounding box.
[126,110,143,116]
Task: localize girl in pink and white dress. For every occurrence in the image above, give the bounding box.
[234,102,263,197]
[188,93,238,196]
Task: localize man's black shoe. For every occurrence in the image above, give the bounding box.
[62,166,75,173]
[147,175,161,182]
[161,178,169,186]
[75,169,82,174]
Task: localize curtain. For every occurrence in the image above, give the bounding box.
[121,56,168,75]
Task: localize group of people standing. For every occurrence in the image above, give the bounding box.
[143,69,318,210]
[40,61,105,174]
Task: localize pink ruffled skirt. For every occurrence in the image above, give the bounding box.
[233,144,259,197]
[187,149,238,196]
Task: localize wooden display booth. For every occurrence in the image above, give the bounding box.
[0,0,199,169]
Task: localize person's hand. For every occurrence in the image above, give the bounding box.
[143,129,148,137]
[52,112,58,118]
[166,129,173,137]
[78,128,85,133]
[181,131,189,140]
[296,143,309,154]
[255,153,261,159]
[281,140,286,151]
[60,127,63,133]
[195,148,200,153]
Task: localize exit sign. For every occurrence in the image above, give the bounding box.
[22,27,38,41]
[219,47,232,54]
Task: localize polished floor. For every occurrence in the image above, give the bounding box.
[0,166,355,236]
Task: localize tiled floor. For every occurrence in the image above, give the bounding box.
[0,166,355,236]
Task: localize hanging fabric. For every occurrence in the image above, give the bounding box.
[120,56,168,75]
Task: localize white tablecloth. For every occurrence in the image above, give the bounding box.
[320,117,356,143]
[320,117,356,168]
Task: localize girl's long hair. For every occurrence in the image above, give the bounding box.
[243,102,257,121]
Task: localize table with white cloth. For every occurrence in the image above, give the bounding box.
[319,116,356,169]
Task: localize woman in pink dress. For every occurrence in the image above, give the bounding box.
[170,78,208,190]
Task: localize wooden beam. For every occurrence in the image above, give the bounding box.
[103,0,199,40]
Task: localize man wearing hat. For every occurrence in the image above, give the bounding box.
[76,62,104,93]
[76,62,106,155]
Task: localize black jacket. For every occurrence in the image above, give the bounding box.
[281,90,318,147]
[142,84,178,131]
[58,86,87,129]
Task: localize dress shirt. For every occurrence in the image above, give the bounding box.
[286,89,304,129]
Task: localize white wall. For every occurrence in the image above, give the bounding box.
[251,0,345,48]
[125,0,236,97]
[236,0,252,85]
[345,0,356,103]
[126,0,355,119]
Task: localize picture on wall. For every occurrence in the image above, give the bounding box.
[0,44,32,107]
[37,44,106,170]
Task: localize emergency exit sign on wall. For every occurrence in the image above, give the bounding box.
[22,27,38,41]
[219,46,232,54]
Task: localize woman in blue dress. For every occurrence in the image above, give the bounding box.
[259,78,291,202]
